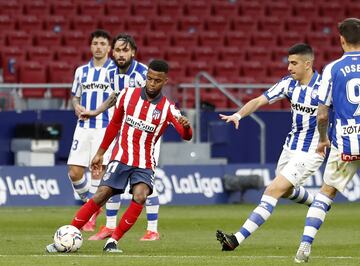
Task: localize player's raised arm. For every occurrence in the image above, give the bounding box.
[220,94,269,129]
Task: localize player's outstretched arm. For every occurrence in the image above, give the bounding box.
[72,96,86,119]
[79,92,118,120]
[171,115,193,140]
[219,95,269,129]
[316,104,330,157]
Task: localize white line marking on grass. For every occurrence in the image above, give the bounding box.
[0,254,358,260]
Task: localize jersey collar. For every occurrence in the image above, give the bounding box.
[141,87,163,104]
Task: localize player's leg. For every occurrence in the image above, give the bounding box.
[68,165,88,201]
[217,174,292,251]
[104,167,153,252]
[46,185,113,253]
[140,188,160,241]
[295,148,359,263]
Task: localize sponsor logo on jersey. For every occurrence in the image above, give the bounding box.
[291,103,317,115]
[341,153,360,161]
[341,124,360,136]
[81,82,110,91]
[125,115,156,133]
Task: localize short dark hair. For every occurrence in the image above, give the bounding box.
[89,29,111,45]
[112,33,137,51]
[288,43,314,57]
[149,60,169,73]
[338,18,360,45]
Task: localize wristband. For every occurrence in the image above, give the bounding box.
[234,113,242,121]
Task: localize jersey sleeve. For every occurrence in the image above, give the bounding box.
[136,69,148,88]
[263,78,289,104]
[167,104,192,140]
[318,64,333,106]
[71,67,81,97]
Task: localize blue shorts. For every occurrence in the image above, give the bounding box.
[100,160,154,195]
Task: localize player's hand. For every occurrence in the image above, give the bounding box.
[177,116,190,128]
[316,138,330,157]
[219,113,240,129]
[79,110,97,120]
[91,154,104,176]
[75,104,86,118]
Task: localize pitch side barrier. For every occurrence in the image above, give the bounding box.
[0,164,359,206]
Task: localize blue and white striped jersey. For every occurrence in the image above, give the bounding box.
[106,59,148,95]
[318,51,360,155]
[264,71,322,152]
[71,58,116,129]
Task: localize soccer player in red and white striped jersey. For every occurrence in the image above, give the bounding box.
[45,60,192,253]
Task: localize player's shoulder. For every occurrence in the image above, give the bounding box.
[134,60,148,76]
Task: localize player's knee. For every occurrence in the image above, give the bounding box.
[68,165,84,181]
[132,183,151,205]
[92,186,112,206]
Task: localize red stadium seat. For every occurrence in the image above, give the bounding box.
[0,1,23,16]
[26,46,52,64]
[125,16,150,32]
[192,46,217,62]
[132,1,157,17]
[77,1,105,16]
[265,2,292,17]
[171,32,198,47]
[239,1,265,17]
[184,2,211,17]
[24,1,50,16]
[225,32,251,47]
[19,61,47,98]
[213,61,240,79]
[211,1,239,17]
[167,61,187,84]
[201,90,228,109]
[205,16,230,32]
[266,62,288,79]
[258,17,284,33]
[152,16,177,32]
[43,15,71,33]
[231,16,257,32]
[178,16,203,32]
[1,46,25,82]
[99,16,125,36]
[62,31,87,49]
[17,15,43,32]
[324,47,344,61]
[312,17,338,35]
[305,32,333,51]
[71,16,98,35]
[346,3,360,17]
[246,47,272,62]
[0,15,16,32]
[164,47,192,63]
[318,2,345,19]
[218,46,246,61]
[186,61,212,77]
[251,32,277,47]
[241,61,267,82]
[51,1,77,16]
[272,47,289,63]
[6,31,32,46]
[292,2,317,17]
[138,46,163,64]
[53,46,83,65]
[33,30,62,47]
[198,31,222,47]
[277,32,304,47]
[47,61,74,99]
[285,17,312,34]
[144,31,171,47]
[105,1,131,16]
[158,1,183,17]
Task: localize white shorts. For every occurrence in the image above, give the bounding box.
[67,126,113,167]
[276,148,324,187]
[323,145,360,192]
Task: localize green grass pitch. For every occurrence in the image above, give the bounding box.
[0,203,359,266]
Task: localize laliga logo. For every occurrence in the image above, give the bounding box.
[0,178,7,205]
[154,168,173,205]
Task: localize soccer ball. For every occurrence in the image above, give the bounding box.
[53,225,83,252]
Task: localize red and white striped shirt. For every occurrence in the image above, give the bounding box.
[100,87,192,170]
